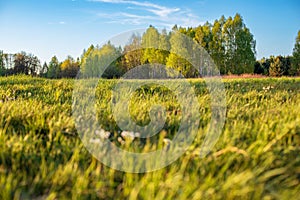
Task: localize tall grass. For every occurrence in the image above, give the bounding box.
[0,75,299,199]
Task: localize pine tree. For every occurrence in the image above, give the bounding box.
[47,56,60,78]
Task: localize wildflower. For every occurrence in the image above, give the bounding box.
[121,131,135,140]
[90,138,101,144]
[95,129,110,139]
[118,137,125,145]
[263,85,273,91]
[134,132,141,138]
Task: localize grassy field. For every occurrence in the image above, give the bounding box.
[0,75,299,199]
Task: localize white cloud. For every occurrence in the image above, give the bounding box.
[146,8,180,17]
[90,0,180,17]
[47,21,67,25]
[88,0,202,27]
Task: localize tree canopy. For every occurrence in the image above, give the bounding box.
[291,30,300,76]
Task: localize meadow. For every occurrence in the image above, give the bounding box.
[0,75,299,199]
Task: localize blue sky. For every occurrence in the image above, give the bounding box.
[0,0,299,63]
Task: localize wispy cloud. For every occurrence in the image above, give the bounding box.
[88,0,202,27]
[48,21,67,25]
[91,0,180,17]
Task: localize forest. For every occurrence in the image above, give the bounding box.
[1,14,300,78]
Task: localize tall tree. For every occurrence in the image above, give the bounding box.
[40,62,48,77]
[13,52,41,75]
[0,50,5,76]
[2,53,14,71]
[47,56,60,78]
[141,26,169,78]
[81,42,121,78]
[100,42,122,78]
[122,34,143,72]
[194,22,212,52]
[222,14,256,74]
[209,18,226,74]
[166,30,196,78]
[60,56,80,78]
[142,25,160,64]
[158,29,171,65]
[291,30,300,76]
[81,45,95,66]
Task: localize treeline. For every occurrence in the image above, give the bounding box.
[0,52,80,78]
[0,52,42,76]
[0,14,299,78]
[80,13,257,78]
[254,30,300,76]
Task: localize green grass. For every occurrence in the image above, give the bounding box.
[0,75,299,199]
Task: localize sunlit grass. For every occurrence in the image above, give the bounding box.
[0,75,299,199]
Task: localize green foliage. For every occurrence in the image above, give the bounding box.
[195,22,212,52]
[210,18,226,74]
[13,52,41,75]
[222,14,256,74]
[190,14,257,75]
[80,42,122,78]
[269,56,284,77]
[40,62,48,77]
[3,15,300,79]
[0,50,5,76]
[255,57,272,76]
[269,56,291,77]
[79,14,257,78]
[256,56,293,77]
[47,56,61,79]
[291,30,300,76]
[141,26,162,65]
[166,30,196,78]
[81,44,95,66]
[60,56,80,78]
[254,61,264,74]
[0,76,299,199]
[122,34,143,72]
